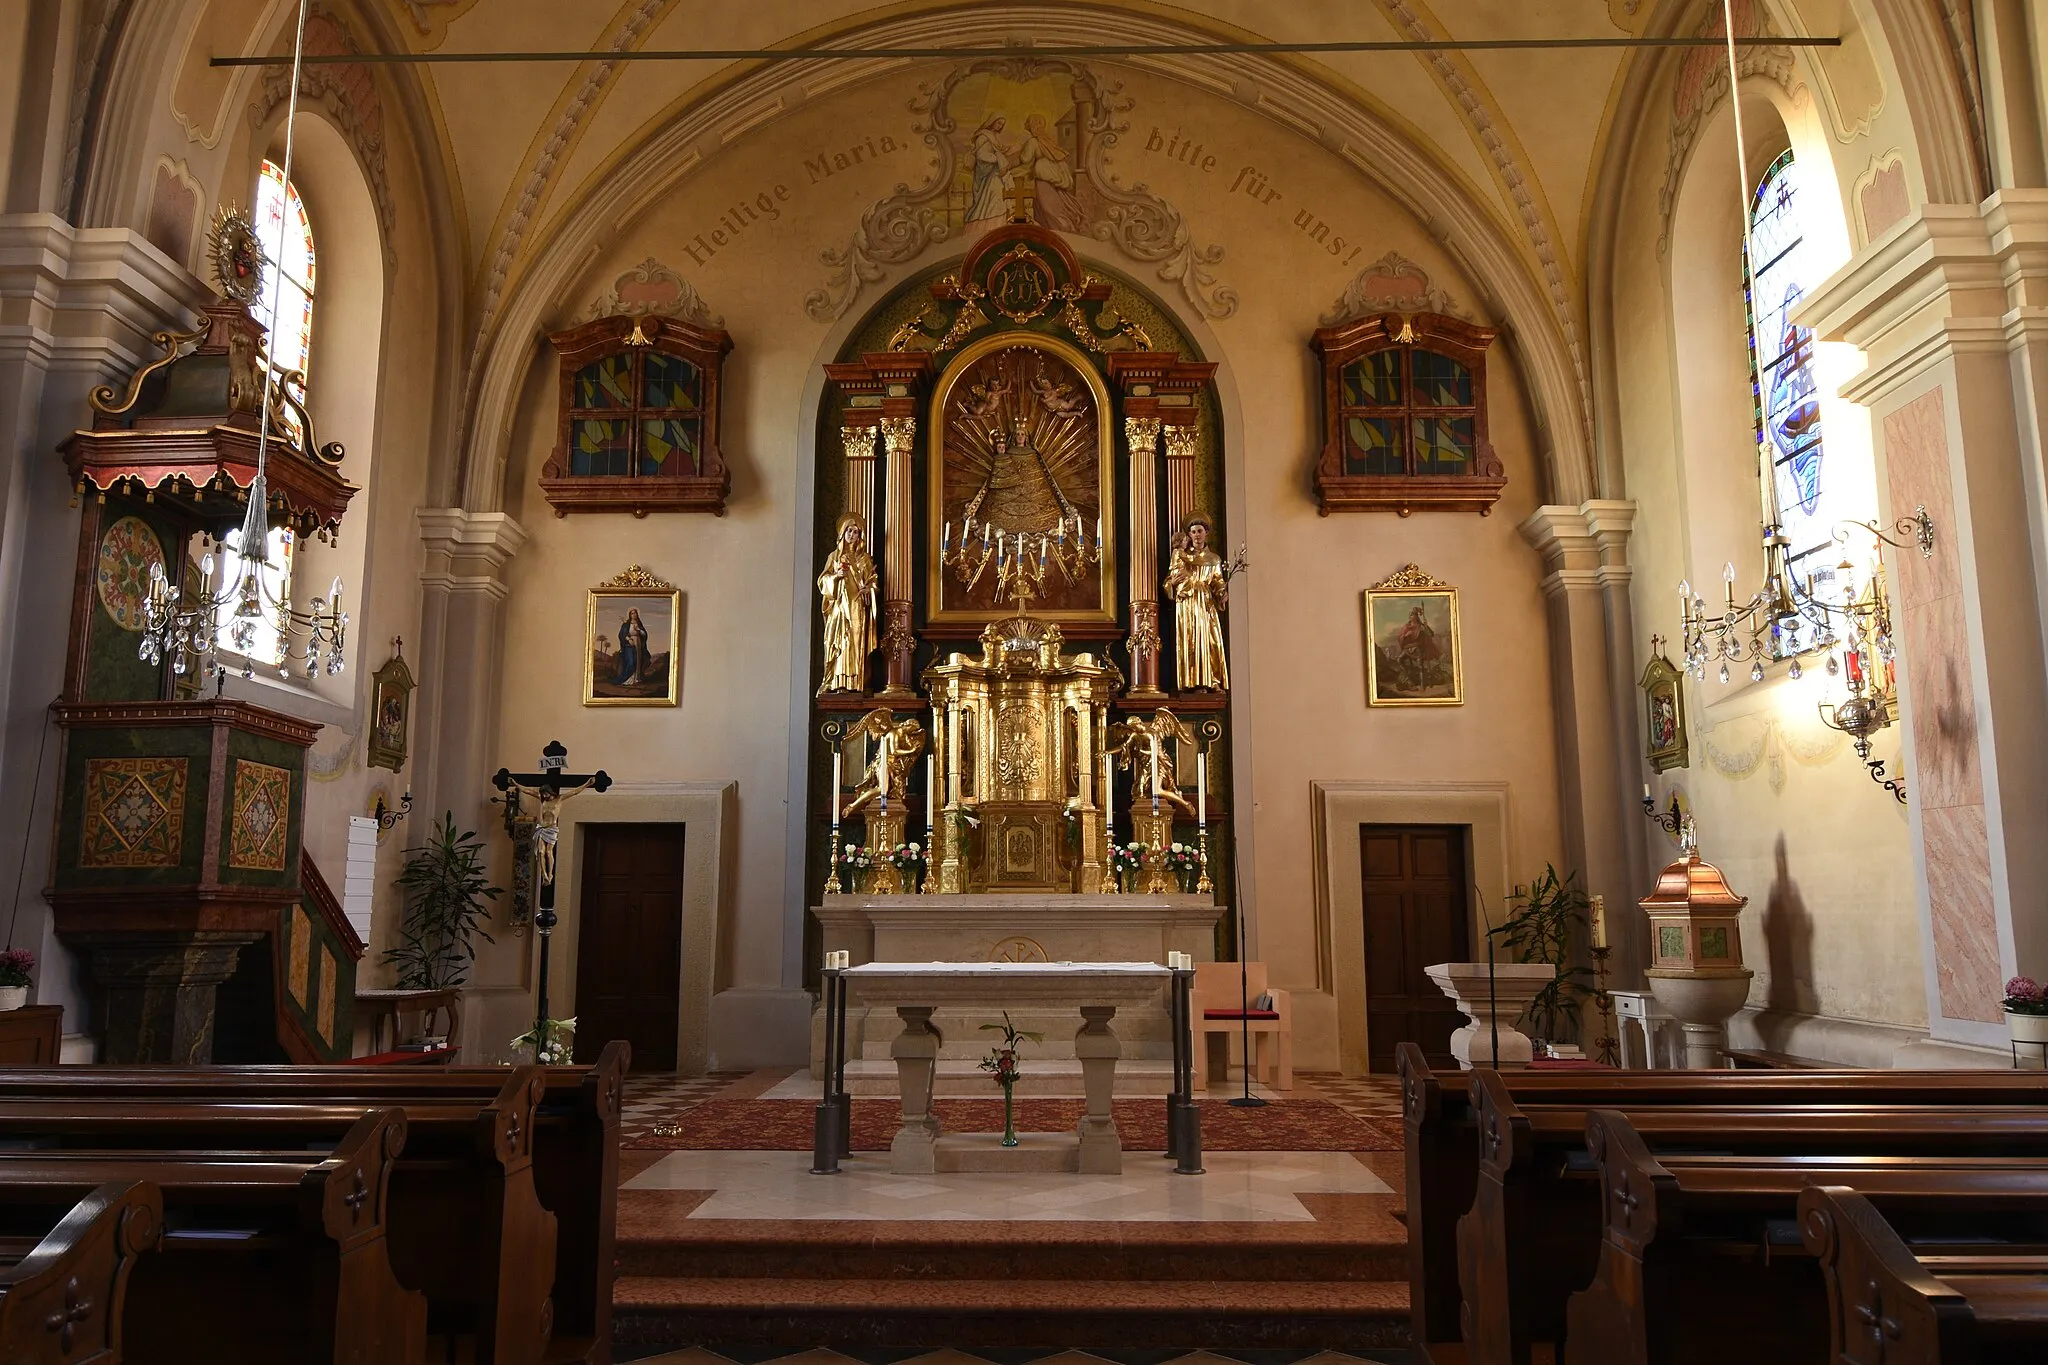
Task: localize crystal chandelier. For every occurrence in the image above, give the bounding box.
[940,511,1102,611]
[133,0,347,685]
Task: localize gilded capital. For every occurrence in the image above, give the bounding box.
[1123,416,1162,453]
[840,424,877,461]
[1162,423,1200,460]
[879,416,917,454]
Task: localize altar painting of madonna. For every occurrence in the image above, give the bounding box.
[928,334,1116,626]
[585,587,680,706]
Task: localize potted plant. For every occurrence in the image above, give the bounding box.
[0,948,32,1011]
[512,1016,577,1066]
[1499,865,1597,1046]
[2004,976,2048,1049]
[979,1012,1042,1147]
[384,813,501,992]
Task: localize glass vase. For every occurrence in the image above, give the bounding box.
[1001,1083,1018,1147]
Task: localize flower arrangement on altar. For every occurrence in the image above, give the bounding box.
[512,1016,576,1065]
[1108,841,1147,892]
[837,843,874,877]
[0,948,32,1011]
[1164,841,1203,891]
[2005,976,2048,1016]
[884,841,925,871]
[979,1011,1043,1147]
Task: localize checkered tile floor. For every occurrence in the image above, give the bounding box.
[1291,1072,1405,1119]
[622,1350,1415,1365]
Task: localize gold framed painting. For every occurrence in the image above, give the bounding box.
[585,565,680,706]
[1363,564,1462,706]
[1640,640,1688,772]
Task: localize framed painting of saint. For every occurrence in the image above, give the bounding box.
[926,332,1117,628]
[584,565,681,706]
[365,646,415,772]
[1363,564,1462,706]
[1640,641,1688,772]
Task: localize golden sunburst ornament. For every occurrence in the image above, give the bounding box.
[207,204,267,306]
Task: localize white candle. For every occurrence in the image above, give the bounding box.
[1102,763,1113,837]
[1592,894,1607,950]
[1151,744,1161,796]
[831,751,842,824]
[1197,753,1207,827]
[926,755,935,836]
[1642,782,1650,801]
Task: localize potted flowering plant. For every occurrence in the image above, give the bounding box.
[1164,842,1203,893]
[837,843,874,892]
[511,1016,576,1065]
[0,948,32,1011]
[885,841,926,892]
[1108,841,1147,893]
[2004,976,2048,1048]
[979,1012,1043,1147]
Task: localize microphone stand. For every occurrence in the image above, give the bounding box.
[1478,884,1500,1067]
[1228,840,1266,1109]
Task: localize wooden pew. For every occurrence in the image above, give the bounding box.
[1395,1043,2048,1362]
[1800,1184,2048,1365]
[0,1180,159,1365]
[0,1108,426,1364]
[0,1066,557,1365]
[1458,1068,2048,1365]
[0,1042,627,1365]
[1563,1110,2048,1365]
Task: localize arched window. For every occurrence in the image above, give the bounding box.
[1746,150,1831,596]
[217,158,315,666]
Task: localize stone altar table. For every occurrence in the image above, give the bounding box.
[812,894,1223,1095]
[843,961,1172,1174]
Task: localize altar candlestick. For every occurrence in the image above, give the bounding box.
[925,755,935,838]
[1197,753,1207,827]
[1592,894,1607,949]
[831,751,841,823]
[942,522,952,555]
[1101,763,1113,836]
[1150,744,1161,816]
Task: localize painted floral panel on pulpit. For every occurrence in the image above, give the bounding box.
[929,334,1116,626]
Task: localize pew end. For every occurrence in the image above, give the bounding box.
[0,1180,160,1365]
[1801,1185,1989,1365]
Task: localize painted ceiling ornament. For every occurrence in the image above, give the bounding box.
[806,57,1236,324]
[1320,252,1470,327]
[248,5,397,247]
[584,256,723,328]
[208,203,267,306]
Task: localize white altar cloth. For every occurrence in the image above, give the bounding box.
[843,961,1171,1173]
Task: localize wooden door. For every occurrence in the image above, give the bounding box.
[1361,824,1470,1073]
[574,823,685,1070]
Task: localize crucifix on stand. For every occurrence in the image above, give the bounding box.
[492,740,611,1059]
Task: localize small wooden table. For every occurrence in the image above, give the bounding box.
[353,988,462,1057]
[841,961,1171,1174]
[0,1006,62,1065]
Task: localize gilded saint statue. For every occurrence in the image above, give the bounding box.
[841,708,927,817]
[817,514,878,694]
[1164,516,1230,691]
[1106,708,1197,817]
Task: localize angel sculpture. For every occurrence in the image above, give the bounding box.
[957,373,1013,423]
[1106,708,1197,817]
[841,708,927,818]
[1029,371,1087,422]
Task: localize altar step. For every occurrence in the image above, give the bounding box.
[612,1221,1410,1351]
[842,1058,1175,1097]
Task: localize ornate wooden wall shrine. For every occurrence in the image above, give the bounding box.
[807,224,1237,988]
[47,219,363,1063]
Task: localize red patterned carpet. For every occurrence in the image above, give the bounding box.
[626,1096,1401,1152]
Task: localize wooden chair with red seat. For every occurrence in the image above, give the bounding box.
[1191,961,1292,1091]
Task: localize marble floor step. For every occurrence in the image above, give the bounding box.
[842,1058,1175,1097]
[614,1225,1407,1283]
[611,1276,1410,1351]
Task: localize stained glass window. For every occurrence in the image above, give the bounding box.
[1746,150,1837,601]
[1336,347,1478,478]
[255,159,315,377]
[566,348,703,478]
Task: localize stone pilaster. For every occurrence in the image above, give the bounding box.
[1802,194,2048,1048]
[1521,503,1636,975]
[1124,416,1164,699]
[413,509,528,836]
[878,415,918,698]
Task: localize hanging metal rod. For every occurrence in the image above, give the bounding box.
[210,35,1841,67]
